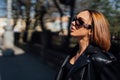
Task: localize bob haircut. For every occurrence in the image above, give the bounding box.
[82,9,111,51]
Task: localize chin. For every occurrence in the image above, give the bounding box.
[70,32,74,36]
[71,34,82,39]
[70,32,79,37]
[70,33,77,37]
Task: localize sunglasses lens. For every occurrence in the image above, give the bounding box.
[78,20,84,26]
[76,18,84,26]
[72,17,92,29]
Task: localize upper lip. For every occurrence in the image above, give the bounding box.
[70,26,75,32]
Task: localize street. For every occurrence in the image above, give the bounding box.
[0,52,56,80]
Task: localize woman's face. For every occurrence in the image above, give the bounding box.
[70,11,92,39]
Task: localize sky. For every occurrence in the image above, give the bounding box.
[0,0,7,17]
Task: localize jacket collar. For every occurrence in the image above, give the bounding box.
[65,44,101,79]
[65,52,90,80]
[73,44,102,66]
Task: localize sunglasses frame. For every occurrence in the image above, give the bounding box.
[73,17,92,29]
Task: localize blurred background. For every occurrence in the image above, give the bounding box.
[0,0,120,80]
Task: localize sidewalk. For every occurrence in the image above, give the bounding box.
[0,45,25,56]
[0,46,56,80]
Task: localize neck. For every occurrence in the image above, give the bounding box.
[77,38,89,55]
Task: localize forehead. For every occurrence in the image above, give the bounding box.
[76,11,90,21]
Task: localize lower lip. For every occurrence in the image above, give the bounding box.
[70,30,74,32]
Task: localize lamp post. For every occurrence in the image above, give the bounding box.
[3,0,14,49]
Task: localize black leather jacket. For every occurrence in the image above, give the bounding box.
[56,44,120,80]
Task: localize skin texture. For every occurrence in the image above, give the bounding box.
[70,11,92,64]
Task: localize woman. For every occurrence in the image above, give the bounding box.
[56,9,120,80]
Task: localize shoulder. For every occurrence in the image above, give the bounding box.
[84,44,117,64]
[88,50,118,73]
[89,51,120,80]
[90,51,117,65]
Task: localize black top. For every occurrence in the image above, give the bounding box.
[62,61,73,80]
[64,61,73,71]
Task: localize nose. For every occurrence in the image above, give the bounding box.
[70,21,76,30]
[71,21,75,26]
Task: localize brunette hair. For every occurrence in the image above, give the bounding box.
[83,9,111,51]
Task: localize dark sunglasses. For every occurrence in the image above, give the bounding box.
[72,17,92,29]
